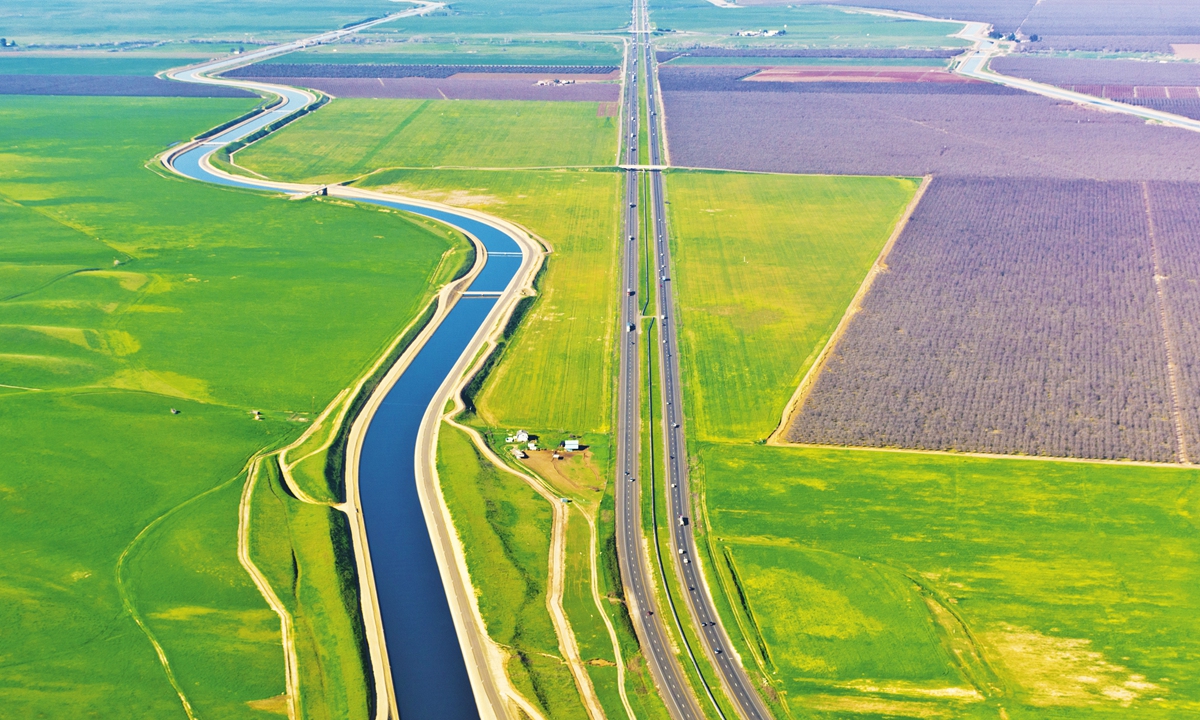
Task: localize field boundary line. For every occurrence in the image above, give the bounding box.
[1141,182,1191,464]
[115,467,256,720]
[772,440,1197,469]
[768,174,930,445]
[583,508,639,720]
[237,457,301,720]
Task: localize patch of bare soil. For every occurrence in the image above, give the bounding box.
[246,695,289,714]
[982,625,1163,707]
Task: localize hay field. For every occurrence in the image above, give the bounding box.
[0,96,463,717]
[665,170,918,442]
[236,98,619,182]
[699,443,1200,718]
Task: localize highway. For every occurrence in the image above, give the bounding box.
[640,3,774,719]
[613,2,707,718]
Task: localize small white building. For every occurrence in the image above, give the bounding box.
[528,442,538,451]
[512,447,527,459]
[564,439,580,452]
[515,430,529,443]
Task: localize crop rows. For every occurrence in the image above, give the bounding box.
[992,57,1200,87]
[243,76,620,102]
[1123,97,1200,120]
[0,74,253,97]
[659,47,961,60]
[657,66,1011,94]
[1145,182,1200,459]
[225,63,618,79]
[661,86,1200,179]
[788,176,1180,463]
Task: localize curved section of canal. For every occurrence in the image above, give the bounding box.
[165,29,520,720]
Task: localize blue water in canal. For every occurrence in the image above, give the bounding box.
[170,92,524,718]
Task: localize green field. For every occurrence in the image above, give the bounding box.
[699,444,1200,719]
[666,170,1200,718]
[363,0,631,36]
[650,1,968,49]
[665,170,918,442]
[0,96,464,716]
[1,0,401,44]
[264,39,623,66]
[0,55,200,74]
[237,99,618,181]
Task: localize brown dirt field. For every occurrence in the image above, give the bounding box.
[519,449,605,497]
[246,694,290,714]
[745,67,978,84]
[597,101,619,117]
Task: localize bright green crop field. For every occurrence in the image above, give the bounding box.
[698,443,1200,719]
[665,170,918,442]
[0,55,197,75]
[365,0,631,36]
[1,0,399,44]
[237,99,619,181]
[265,39,623,66]
[0,96,465,716]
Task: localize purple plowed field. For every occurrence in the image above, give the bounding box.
[1145,182,1200,460]
[0,74,254,97]
[1017,36,1200,53]
[992,57,1200,87]
[661,86,1200,179]
[662,48,961,60]
[1122,98,1200,120]
[658,66,1011,94]
[224,63,618,79]
[788,176,1179,463]
[242,74,620,102]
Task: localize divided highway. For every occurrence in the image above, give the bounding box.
[613,3,706,718]
[639,3,774,719]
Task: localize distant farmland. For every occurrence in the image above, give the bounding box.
[788,177,1200,463]
[234,74,621,102]
[660,77,1200,180]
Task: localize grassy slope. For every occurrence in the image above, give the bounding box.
[438,423,588,719]
[236,99,619,182]
[666,170,918,442]
[667,170,1200,718]
[0,96,459,717]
